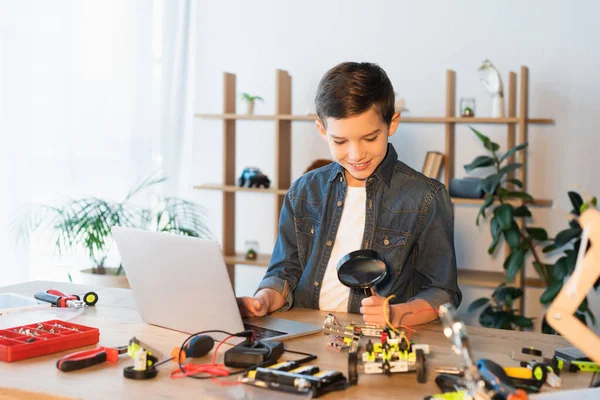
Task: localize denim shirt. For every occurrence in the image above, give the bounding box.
[256,143,462,313]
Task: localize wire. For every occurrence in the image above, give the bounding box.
[406,308,440,339]
[382,295,416,334]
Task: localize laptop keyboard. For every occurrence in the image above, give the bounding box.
[243,323,286,340]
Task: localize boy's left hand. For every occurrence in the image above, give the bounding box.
[360,288,392,327]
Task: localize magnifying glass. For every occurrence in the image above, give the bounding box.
[337,249,387,295]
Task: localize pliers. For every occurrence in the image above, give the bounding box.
[57,346,128,372]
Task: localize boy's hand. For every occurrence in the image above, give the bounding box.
[236,296,269,317]
[360,288,391,327]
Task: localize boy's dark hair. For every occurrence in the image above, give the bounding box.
[315,62,395,127]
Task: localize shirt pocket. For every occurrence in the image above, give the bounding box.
[295,217,320,267]
[372,228,410,277]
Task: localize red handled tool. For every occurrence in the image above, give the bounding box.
[47,289,99,306]
[57,346,128,372]
[34,291,86,308]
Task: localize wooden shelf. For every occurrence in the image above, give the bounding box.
[194,113,554,125]
[194,185,552,207]
[451,197,553,207]
[458,269,546,288]
[224,252,271,267]
[194,183,288,195]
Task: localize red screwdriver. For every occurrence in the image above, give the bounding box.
[47,289,99,306]
[34,291,86,308]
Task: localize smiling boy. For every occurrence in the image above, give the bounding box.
[237,62,461,327]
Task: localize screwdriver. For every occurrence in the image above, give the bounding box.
[57,346,129,371]
[34,291,86,308]
[47,289,99,306]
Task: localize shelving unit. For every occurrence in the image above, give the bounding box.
[194,67,553,304]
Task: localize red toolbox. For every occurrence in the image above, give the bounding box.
[0,319,99,362]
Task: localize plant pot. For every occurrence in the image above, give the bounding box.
[74,268,130,288]
[246,100,255,115]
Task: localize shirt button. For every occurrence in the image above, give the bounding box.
[339,176,343,182]
[384,237,390,246]
[327,240,333,246]
[337,200,342,207]
[314,281,320,287]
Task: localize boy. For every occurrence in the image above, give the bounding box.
[237,62,461,327]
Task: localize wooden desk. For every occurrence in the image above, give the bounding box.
[0,281,591,399]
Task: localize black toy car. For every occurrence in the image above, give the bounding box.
[238,167,271,189]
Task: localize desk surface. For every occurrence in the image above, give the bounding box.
[0,281,591,400]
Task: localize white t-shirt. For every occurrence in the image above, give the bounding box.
[318,186,366,312]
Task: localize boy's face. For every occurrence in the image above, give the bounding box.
[316,106,400,187]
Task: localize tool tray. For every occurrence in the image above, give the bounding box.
[0,319,99,362]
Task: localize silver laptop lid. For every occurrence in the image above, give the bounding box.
[112,227,245,338]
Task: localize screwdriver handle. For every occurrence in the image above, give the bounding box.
[47,289,79,301]
[34,291,63,306]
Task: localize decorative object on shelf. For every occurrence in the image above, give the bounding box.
[244,240,259,261]
[12,174,213,288]
[394,95,409,113]
[421,151,444,180]
[477,59,505,118]
[464,127,598,331]
[304,159,333,174]
[460,97,476,117]
[240,93,263,115]
[449,177,484,199]
[238,167,271,188]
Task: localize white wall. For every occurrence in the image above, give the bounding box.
[192,0,600,330]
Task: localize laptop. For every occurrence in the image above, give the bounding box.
[112,227,321,341]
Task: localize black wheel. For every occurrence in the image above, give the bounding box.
[416,349,426,384]
[532,363,548,384]
[348,352,358,385]
[238,177,245,187]
[522,347,543,357]
[83,291,99,306]
[366,340,374,354]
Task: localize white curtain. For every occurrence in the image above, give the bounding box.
[0,0,195,285]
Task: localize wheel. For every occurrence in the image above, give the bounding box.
[238,176,245,187]
[83,291,99,306]
[348,352,358,385]
[416,349,426,384]
[532,363,548,384]
[522,347,543,357]
[366,340,374,354]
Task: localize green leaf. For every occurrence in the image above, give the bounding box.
[512,315,534,329]
[490,217,501,238]
[526,227,548,241]
[499,143,529,163]
[533,261,552,283]
[479,174,501,195]
[476,196,494,225]
[488,233,502,255]
[555,227,582,248]
[581,197,598,214]
[493,285,523,305]
[568,191,584,216]
[542,244,557,253]
[513,205,531,217]
[506,248,525,282]
[471,127,491,145]
[464,156,495,173]
[468,297,490,313]
[565,249,577,275]
[495,204,514,230]
[508,178,524,188]
[552,257,569,281]
[485,141,501,152]
[479,305,496,328]
[507,191,535,203]
[540,281,563,304]
[498,163,523,178]
[494,312,511,330]
[542,316,556,335]
[578,297,589,313]
[503,225,521,249]
[575,312,587,326]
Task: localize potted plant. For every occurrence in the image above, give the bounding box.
[13,175,213,288]
[240,93,263,115]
